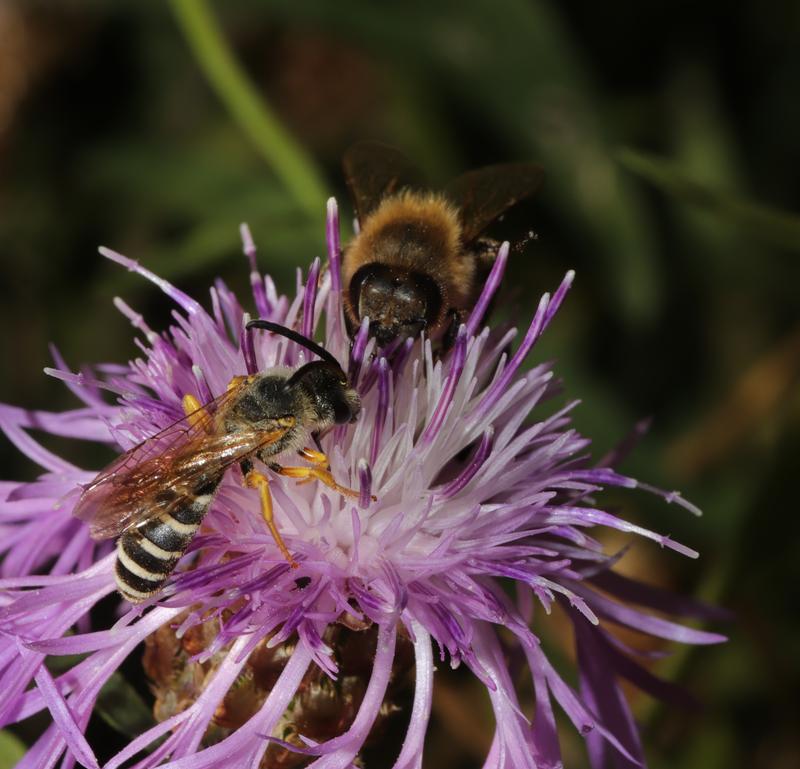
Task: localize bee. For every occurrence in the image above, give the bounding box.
[341,141,544,347]
[73,321,362,603]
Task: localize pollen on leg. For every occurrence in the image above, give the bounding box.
[182,393,218,433]
[226,375,252,392]
[182,394,205,427]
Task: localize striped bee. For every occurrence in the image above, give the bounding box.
[73,321,363,603]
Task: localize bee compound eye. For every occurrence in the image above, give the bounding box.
[351,264,393,309]
[406,271,442,328]
[332,394,354,425]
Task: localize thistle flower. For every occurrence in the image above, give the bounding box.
[0,200,725,769]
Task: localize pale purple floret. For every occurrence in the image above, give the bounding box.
[0,198,726,769]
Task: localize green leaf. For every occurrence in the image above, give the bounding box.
[95,672,156,738]
[0,730,26,769]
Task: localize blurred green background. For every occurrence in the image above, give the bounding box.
[0,1,798,767]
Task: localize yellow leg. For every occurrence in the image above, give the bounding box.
[182,393,205,428]
[292,447,331,485]
[275,464,372,500]
[298,447,329,467]
[183,375,255,430]
[244,469,298,569]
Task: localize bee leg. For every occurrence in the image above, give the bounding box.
[182,393,208,429]
[291,446,333,486]
[240,459,298,569]
[270,462,375,501]
[183,376,254,431]
[299,446,330,467]
[226,375,251,392]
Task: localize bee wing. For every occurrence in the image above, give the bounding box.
[445,163,545,244]
[74,389,292,540]
[343,141,427,223]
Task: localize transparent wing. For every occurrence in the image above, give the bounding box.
[74,389,293,540]
[445,163,545,244]
[342,141,427,223]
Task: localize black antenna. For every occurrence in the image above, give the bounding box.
[247,320,342,370]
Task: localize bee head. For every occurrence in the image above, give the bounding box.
[350,264,442,347]
[245,320,361,429]
[288,362,361,427]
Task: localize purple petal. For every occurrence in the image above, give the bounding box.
[566,582,727,645]
[465,242,509,337]
[32,660,99,769]
[589,570,733,622]
[302,258,321,340]
[240,223,271,318]
[99,247,203,316]
[391,618,433,769]
[326,197,342,297]
[575,619,644,769]
[307,621,397,767]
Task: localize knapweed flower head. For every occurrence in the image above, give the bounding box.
[0,200,725,769]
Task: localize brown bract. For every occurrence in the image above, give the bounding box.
[143,610,414,769]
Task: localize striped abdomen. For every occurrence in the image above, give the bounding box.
[115,484,218,603]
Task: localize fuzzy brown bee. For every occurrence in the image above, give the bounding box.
[73,321,363,603]
[342,141,544,347]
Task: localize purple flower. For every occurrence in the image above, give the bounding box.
[0,199,725,769]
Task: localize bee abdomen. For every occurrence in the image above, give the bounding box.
[115,492,214,603]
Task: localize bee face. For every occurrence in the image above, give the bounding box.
[291,362,361,427]
[350,264,442,346]
[343,191,464,346]
[342,141,544,348]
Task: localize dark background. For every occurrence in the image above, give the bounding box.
[0,1,798,767]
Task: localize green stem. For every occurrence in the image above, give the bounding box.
[169,0,329,220]
[618,148,800,252]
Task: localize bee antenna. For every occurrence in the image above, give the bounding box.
[247,320,343,371]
